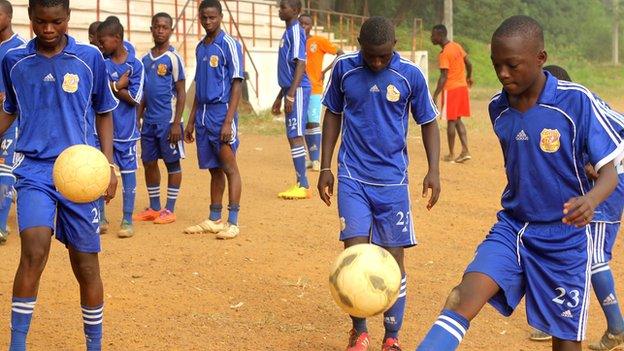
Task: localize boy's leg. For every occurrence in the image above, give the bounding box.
[444,120,457,161]
[0,126,17,237]
[216,144,242,239]
[279,87,310,199]
[209,168,225,221]
[304,94,322,169]
[153,122,183,224]
[135,123,161,221]
[454,118,471,160]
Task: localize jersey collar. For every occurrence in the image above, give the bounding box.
[26,34,77,55]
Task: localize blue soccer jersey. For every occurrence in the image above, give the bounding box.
[0,33,27,95]
[141,46,185,124]
[194,30,244,105]
[322,52,438,185]
[104,55,144,141]
[277,21,310,89]
[2,35,118,160]
[489,72,624,223]
[124,40,136,58]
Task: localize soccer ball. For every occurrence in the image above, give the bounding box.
[328,244,402,318]
[53,144,110,203]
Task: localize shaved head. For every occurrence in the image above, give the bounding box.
[492,15,544,52]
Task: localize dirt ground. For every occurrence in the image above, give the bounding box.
[0,97,623,350]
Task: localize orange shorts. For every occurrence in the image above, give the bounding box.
[441,86,471,121]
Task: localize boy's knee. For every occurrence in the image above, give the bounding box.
[75,261,101,284]
[444,285,464,310]
[165,161,181,174]
[21,247,48,271]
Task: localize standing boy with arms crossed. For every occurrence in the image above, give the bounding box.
[272,0,312,199]
[1,0,118,349]
[135,12,186,224]
[298,13,343,171]
[98,17,144,238]
[318,17,440,351]
[183,0,243,239]
[0,0,26,244]
[415,16,623,351]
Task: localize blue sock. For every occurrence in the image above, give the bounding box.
[165,185,179,212]
[291,146,308,188]
[305,127,322,162]
[209,204,222,221]
[592,264,624,334]
[351,316,367,333]
[384,274,407,340]
[227,204,240,225]
[0,178,14,231]
[121,172,136,224]
[416,309,470,351]
[82,304,103,351]
[147,185,161,211]
[10,296,36,351]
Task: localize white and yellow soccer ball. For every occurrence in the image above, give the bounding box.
[329,243,402,318]
[53,144,110,203]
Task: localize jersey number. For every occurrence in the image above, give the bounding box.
[91,207,100,224]
[396,211,410,233]
[552,287,580,308]
[1,138,12,152]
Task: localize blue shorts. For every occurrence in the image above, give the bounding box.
[140,122,185,163]
[466,211,592,341]
[307,94,322,124]
[114,140,138,172]
[591,221,621,265]
[195,103,239,170]
[13,158,101,253]
[337,177,416,248]
[284,86,310,138]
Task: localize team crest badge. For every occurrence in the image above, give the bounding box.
[540,128,561,153]
[310,43,318,53]
[386,84,400,102]
[209,55,219,68]
[157,63,168,76]
[62,73,79,93]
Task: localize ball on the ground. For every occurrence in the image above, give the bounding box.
[53,144,110,203]
[329,243,402,318]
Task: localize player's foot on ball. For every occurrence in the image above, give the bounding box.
[311,160,321,172]
[99,218,109,235]
[442,154,455,162]
[277,183,310,200]
[133,208,160,221]
[0,229,7,245]
[117,221,134,238]
[154,209,176,224]
[589,330,624,350]
[346,329,370,351]
[183,219,224,234]
[529,327,552,341]
[454,153,472,163]
[216,223,239,239]
[381,337,402,351]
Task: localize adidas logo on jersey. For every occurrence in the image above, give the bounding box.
[370,84,380,93]
[515,130,529,141]
[603,293,618,306]
[202,56,208,61]
[111,71,119,79]
[43,73,55,82]
[561,310,573,318]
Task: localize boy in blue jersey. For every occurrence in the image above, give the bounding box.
[0,0,119,350]
[271,0,312,200]
[526,65,624,351]
[98,16,144,238]
[0,0,26,245]
[183,0,243,239]
[415,16,624,351]
[136,12,186,224]
[89,19,136,58]
[318,17,441,351]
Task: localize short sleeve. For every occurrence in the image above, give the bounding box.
[438,50,450,70]
[224,36,244,80]
[128,60,145,104]
[292,26,306,62]
[92,51,119,114]
[319,37,338,55]
[2,55,16,114]
[170,51,186,82]
[321,60,344,113]
[410,66,439,124]
[583,95,624,171]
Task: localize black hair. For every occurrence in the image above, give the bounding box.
[432,24,447,36]
[199,0,222,14]
[299,13,312,20]
[359,16,395,46]
[28,0,69,10]
[543,65,572,81]
[97,15,124,39]
[492,15,544,50]
[88,21,101,36]
[281,0,302,11]
[0,0,13,17]
[152,12,173,27]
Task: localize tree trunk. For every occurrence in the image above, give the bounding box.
[392,0,414,26]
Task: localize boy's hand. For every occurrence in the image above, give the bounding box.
[117,71,130,90]
[168,123,182,144]
[184,123,195,143]
[220,122,233,143]
[563,195,597,227]
[584,163,599,181]
[284,96,294,114]
[104,168,118,203]
[272,97,282,115]
[317,170,334,206]
[422,170,441,210]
